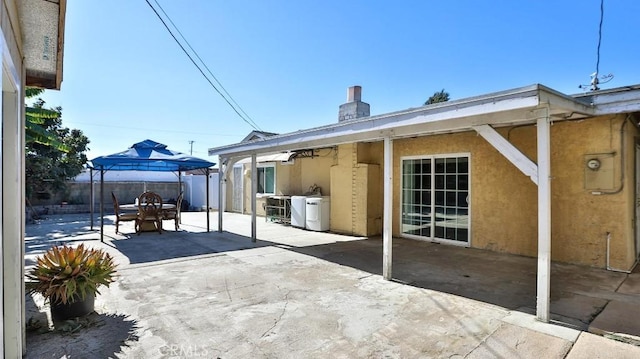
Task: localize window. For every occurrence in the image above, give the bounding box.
[401,154,469,245]
[257,165,275,194]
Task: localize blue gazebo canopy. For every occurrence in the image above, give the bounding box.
[90,139,215,172]
[89,140,216,239]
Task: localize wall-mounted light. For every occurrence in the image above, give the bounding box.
[587,158,601,171]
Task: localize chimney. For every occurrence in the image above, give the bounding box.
[347,86,361,102]
[338,85,370,122]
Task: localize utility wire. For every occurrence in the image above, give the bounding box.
[595,0,604,77]
[151,0,261,131]
[144,0,261,131]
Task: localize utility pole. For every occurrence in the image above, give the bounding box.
[188,140,194,155]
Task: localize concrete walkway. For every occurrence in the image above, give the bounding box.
[24,212,640,358]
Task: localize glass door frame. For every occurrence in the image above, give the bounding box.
[399,152,471,247]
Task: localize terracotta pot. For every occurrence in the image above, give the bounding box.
[50,293,95,321]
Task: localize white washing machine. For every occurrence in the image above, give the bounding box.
[305,196,330,231]
[290,196,307,228]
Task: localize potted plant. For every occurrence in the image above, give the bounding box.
[26,244,117,322]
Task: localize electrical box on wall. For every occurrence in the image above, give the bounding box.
[584,153,615,190]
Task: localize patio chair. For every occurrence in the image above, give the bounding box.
[112,192,137,234]
[163,192,183,231]
[136,191,163,235]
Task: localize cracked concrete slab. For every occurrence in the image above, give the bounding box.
[467,322,572,359]
[24,212,640,358]
[566,332,640,359]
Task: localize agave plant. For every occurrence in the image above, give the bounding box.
[26,244,117,305]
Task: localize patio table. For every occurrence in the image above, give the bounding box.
[119,203,176,211]
[118,204,176,232]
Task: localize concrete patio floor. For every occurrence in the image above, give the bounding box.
[24,212,640,358]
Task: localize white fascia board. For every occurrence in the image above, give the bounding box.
[538,87,595,117]
[210,88,543,159]
[572,85,640,116]
[473,125,538,185]
[592,91,640,115]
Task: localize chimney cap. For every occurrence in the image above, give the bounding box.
[347,86,362,102]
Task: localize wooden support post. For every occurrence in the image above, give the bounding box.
[536,112,551,322]
[251,154,257,242]
[90,168,94,230]
[218,159,224,233]
[100,169,104,242]
[2,89,24,357]
[206,168,210,232]
[383,137,393,280]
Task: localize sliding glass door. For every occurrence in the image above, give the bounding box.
[401,154,470,245]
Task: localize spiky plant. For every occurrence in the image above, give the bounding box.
[26,244,117,305]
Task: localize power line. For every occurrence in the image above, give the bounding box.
[144,0,261,130]
[151,0,261,131]
[595,0,604,78]
[65,120,244,137]
[579,0,612,91]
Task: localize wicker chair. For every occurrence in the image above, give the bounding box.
[136,191,163,235]
[111,192,137,234]
[163,192,184,231]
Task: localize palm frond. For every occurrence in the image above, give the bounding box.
[26,87,45,98]
[25,122,71,152]
[26,107,60,124]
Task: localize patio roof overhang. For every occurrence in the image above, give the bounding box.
[209,83,618,325]
[17,0,67,90]
[235,152,296,164]
[208,84,595,159]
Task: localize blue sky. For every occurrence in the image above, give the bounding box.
[38,0,640,163]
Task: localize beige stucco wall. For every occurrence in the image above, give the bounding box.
[233,145,383,236]
[329,144,353,234]
[329,143,383,236]
[354,164,381,235]
[392,114,638,270]
[239,148,336,215]
[356,142,383,235]
[297,148,335,196]
[227,114,637,269]
[547,115,635,269]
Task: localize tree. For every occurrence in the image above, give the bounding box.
[25,90,89,200]
[424,89,450,105]
[26,87,69,151]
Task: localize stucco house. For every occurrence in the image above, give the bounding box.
[209,83,640,323]
[0,1,67,356]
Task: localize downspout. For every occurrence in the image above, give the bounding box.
[602,115,636,273]
[606,231,634,273]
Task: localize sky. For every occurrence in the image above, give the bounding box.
[37,0,640,165]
